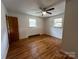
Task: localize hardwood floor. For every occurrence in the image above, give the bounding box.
[6,35,74,59]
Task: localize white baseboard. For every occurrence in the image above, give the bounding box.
[2,45,9,59]
[66,52,75,58]
[61,50,75,58]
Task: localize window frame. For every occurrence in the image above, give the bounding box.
[53,18,63,28]
[29,18,37,27]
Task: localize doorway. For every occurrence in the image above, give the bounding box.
[6,16,19,44]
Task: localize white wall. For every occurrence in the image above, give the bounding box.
[44,13,64,39]
[1,2,9,59]
[8,12,44,39]
[62,0,78,57]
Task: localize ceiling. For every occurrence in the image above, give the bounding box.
[2,0,66,17]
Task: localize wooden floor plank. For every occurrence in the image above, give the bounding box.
[6,35,74,59]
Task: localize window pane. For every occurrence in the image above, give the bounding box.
[54,18,63,27]
[29,18,37,27]
[54,18,62,23]
[54,23,62,27]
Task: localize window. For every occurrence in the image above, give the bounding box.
[29,18,37,27]
[54,18,63,27]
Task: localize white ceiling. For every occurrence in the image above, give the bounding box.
[2,0,66,17]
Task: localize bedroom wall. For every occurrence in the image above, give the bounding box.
[62,0,78,57]
[44,13,64,39]
[1,2,9,59]
[8,12,44,39]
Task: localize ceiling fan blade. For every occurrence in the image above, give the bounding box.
[46,12,52,14]
[46,8,54,11]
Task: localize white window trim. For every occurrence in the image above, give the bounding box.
[29,18,37,27]
[53,18,63,28]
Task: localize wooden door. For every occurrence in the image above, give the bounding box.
[6,16,19,43]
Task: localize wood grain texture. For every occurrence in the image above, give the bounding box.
[6,35,74,59]
[6,16,19,43]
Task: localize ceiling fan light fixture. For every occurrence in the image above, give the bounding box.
[42,11,46,15]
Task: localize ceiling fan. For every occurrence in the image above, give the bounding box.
[39,7,55,16]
